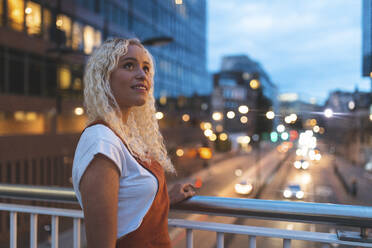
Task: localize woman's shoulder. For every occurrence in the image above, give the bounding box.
[80,124,122,147]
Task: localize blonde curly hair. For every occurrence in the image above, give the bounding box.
[83,38,175,173]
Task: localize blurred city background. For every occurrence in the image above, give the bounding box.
[0,0,371,247]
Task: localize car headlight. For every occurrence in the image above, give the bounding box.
[283,190,292,198]
[315,154,321,161]
[235,183,253,195]
[294,161,302,169]
[296,191,304,199]
[301,161,309,169]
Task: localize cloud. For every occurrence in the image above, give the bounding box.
[207,0,368,102]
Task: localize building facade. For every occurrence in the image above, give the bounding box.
[211,55,278,136]
[362,0,372,90]
[0,0,207,244]
[323,90,372,166]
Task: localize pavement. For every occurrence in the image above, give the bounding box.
[333,155,372,206]
[168,144,275,189]
[168,150,245,188]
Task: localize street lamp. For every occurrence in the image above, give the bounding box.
[348,101,356,110]
[74,107,84,116]
[313,125,320,133]
[155,111,164,120]
[277,124,285,133]
[284,116,292,124]
[212,112,223,121]
[249,79,260,89]
[290,113,297,122]
[324,108,334,118]
[238,105,249,114]
[266,111,275,120]
[226,111,235,119]
[240,116,248,124]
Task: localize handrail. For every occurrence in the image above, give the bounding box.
[1,184,372,228]
[0,184,77,203]
[171,196,372,228]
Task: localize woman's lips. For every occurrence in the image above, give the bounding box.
[131,84,147,93]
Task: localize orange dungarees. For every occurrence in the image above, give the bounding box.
[84,121,171,248]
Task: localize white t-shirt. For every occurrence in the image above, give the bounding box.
[72,124,158,238]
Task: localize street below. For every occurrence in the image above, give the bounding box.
[169,141,369,248]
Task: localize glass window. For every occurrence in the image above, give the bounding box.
[111,4,118,24]
[28,58,42,95]
[94,29,102,48]
[42,8,52,41]
[83,25,95,54]
[8,54,24,94]
[0,0,3,26]
[72,22,83,51]
[0,48,4,92]
[56,14,72,47]
[25,1,41,35]
[119,9,128,28]
[71,64,83,91]
[72,78,82,90]
[57,65,71,90]
[7,0,24,31]
[94,0,101,13]
[46,60,56,97]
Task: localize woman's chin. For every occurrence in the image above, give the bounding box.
[133,98,147,107]
[118,96,147,109]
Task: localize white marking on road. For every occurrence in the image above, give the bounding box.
[315,186,333,197]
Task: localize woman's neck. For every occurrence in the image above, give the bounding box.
[121,108,130,124]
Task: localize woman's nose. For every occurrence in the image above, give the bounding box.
[136,68,147,79]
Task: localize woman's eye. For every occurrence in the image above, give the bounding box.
[143,66,150,73]
[123,63,134,70]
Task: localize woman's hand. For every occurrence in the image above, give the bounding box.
[168,183,196,205]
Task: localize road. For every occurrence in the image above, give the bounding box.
[170,143,364,248]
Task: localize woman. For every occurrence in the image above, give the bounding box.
[72,38,196,248]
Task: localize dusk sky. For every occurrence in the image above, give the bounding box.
[207,0,371,104]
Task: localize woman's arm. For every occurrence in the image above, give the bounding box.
[80,154,120,248]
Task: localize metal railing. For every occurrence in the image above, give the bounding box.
[0,184,372,248]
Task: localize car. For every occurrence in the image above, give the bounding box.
[283,184,304,199]
[234,179,254,195]
[293,159,310,170]
[365,159,372,173]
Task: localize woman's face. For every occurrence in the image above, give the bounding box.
[109,44,152,112]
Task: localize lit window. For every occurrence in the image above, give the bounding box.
[72,22,83,50]
[72,78,82,90]
[58,66,71,90]
[8,0,24,31]
[84,25,95,54]
[42,8,52,40]
[56,14,72,47]
[94,30,102,48]
[0,111,45,135]
[0,0,3,26]
[25,1,41,35]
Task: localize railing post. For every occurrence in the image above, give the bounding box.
[283,239,291,248]
[249,236,256,248]
[216,232,224,248]
[361,227,368,238]
[186,228,193,248]
[10,212,17,248]
[73,218,81,248]
[51,216,59,248]
[30,214,38,248]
